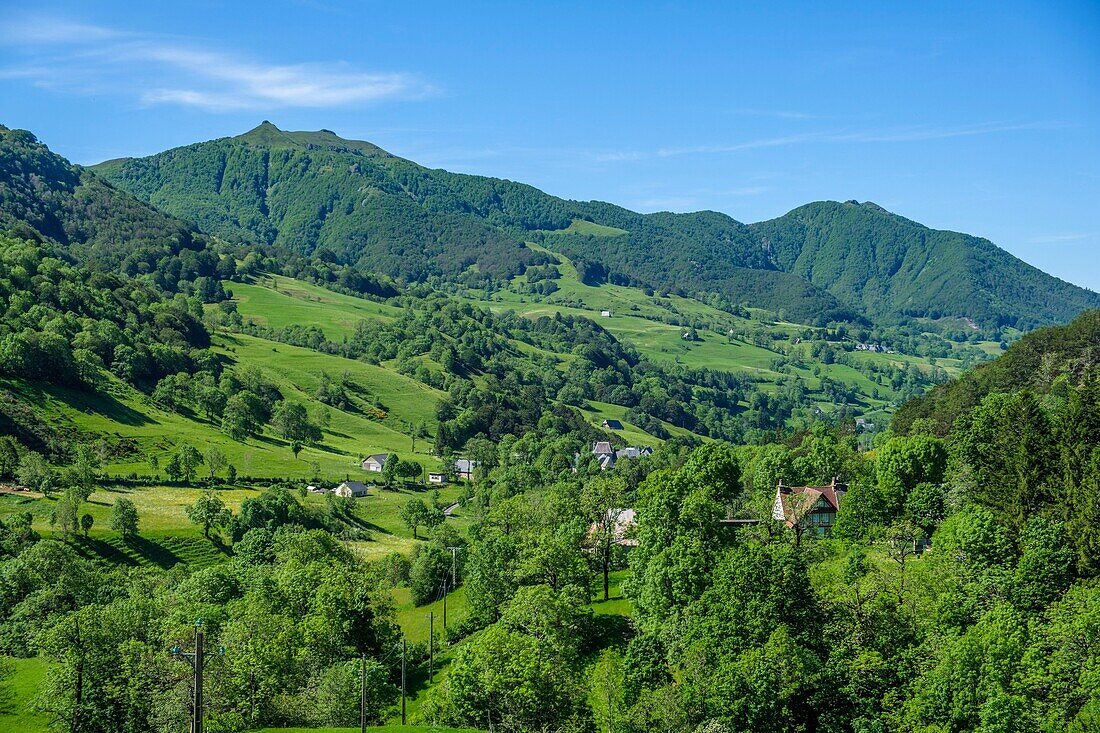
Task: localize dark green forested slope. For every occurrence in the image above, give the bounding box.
[893,307,1100,435]
[0,125,206,277]
[752,200,1100,329]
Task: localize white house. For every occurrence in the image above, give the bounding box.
[453,459,480,481]
[428,472,448,484]
[361,454,390,473]
[600,309,612,318]
[334,481,369,498]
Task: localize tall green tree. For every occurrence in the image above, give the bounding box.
[109,498,139,538]
[186,491,231,538]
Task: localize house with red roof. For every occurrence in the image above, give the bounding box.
[772,477,847,543]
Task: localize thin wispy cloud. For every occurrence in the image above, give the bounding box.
[600,121,1066,162]
[1028,232,1093,244]
[0,14,435,111]
[730,108,825,120]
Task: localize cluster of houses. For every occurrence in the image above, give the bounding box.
[312,454,482,499]
[360,452,479,483]
[853,342,894,354]
[580,441,654,472]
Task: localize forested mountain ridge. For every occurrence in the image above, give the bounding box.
[751,200,1100,329]
[0,125,206,278]
[94,122,849,320]
[90,121,1100,330]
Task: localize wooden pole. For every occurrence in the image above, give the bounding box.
[194,627,204,733]
[360,653,366,733]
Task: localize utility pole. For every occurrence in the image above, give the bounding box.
[447,546,462,588]
[195,624,203,733]
[429,611,435,683]
[171,619,223,733]
[442,577,448,631]
[359,653,366,733]
[400,639,407,725]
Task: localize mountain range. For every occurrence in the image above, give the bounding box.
[2,121,1096,332]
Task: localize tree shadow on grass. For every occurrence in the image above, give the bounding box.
[582,613,633,654]
[71,535,182,569]
[23,381,155,427]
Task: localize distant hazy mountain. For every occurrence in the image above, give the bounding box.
[87,122,1100,329]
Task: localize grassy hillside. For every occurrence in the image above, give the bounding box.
[0,656,51,733]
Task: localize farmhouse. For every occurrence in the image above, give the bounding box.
[361,454,390,472]
[772,477,847,541]
[428,472,448,484]
[453,458,480,481]
[334,481,369,498]
[601,419,624,430]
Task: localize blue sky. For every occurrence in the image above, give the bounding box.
[1,1,1098,290]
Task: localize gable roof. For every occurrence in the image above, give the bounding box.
[363,453,389,466]
[772,478,847,527]
[338,480,369,494]
[602,419,624,430]
[593,441,614,456]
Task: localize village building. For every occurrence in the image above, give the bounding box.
[361,453,390,473]
[772,477,847,543]
[428,472,448,484]
[602,419,624,430]
[585,442,653,471]
[334,481,369,498]
[600,309,611,317]
[453,458,480,481]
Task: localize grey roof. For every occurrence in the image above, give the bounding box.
[593,441,614,456]
[602,419,624,430]
[615,446,651,460]
[337,481,369,495]
[453,459,480,472]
